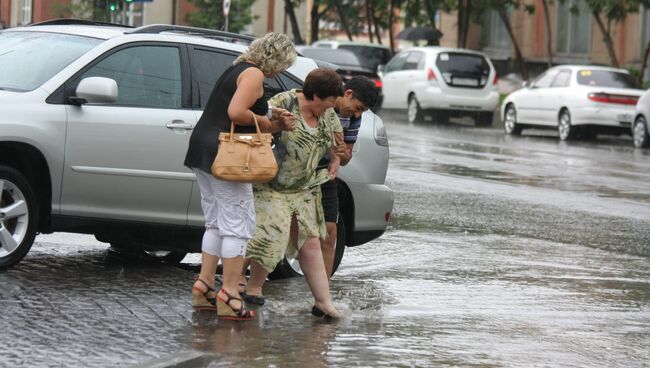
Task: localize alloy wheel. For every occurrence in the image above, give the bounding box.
[558,111,572,140]
[0,179,30,258]
[504,106,517,133]
[407,97,419,124]
[633,116,649,148]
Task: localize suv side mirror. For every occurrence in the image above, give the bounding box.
[70,77,118,105]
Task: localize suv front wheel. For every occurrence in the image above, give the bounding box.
[0,166,39,269]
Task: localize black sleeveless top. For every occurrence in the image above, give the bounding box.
[184,62,269,173]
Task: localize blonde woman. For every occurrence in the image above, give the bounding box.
[184,33,297,320]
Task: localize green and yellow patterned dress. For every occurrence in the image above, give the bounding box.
[246,89,343,273]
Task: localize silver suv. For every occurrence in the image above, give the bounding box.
[0,20,393,276]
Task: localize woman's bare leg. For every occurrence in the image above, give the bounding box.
[299,236,340,317]
[196,252,219,289]
[245,260,269,297]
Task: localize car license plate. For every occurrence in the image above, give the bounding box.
[453,78,479,86]
[617,113,633,123]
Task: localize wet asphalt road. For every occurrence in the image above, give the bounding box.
[1,116,649,367]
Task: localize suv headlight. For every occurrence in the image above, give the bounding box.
[374,116,389,147]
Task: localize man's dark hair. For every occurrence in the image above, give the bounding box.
[303,68,344,100]
[344,76,380,109]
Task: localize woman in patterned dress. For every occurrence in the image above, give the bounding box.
[244,69,345,318]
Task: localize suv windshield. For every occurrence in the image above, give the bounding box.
[0,31,101,91]
[338,45,391,72]
[576,70,637,89]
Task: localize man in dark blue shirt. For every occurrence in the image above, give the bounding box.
[320,76,380,278]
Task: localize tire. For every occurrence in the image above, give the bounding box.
[633,115,650,148]
[558,109,576,141]
[109,242,187,264]
[503,104,522,135]
[0,166,39,269]
[407,95,424,124]
[476,112,494,127]
[331,215,346,276]
[269,211,346,279]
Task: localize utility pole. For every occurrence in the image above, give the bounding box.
[223,0,230,31]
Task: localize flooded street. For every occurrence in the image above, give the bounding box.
[2,118,650,367]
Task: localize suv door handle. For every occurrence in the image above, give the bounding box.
[165,120,193,130]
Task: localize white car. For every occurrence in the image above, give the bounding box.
[379,47,500,125]
[502,65,645,140]
[633,89,650,148]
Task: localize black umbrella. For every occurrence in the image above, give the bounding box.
[397,26,443,42]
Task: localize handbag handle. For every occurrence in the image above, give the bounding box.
[228,112,263,143]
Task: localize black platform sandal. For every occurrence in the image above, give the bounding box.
[217,288,255,321]
[192,278,217,311]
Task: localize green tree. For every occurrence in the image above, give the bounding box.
[186,0,257,33]
[472,0,534,80]
[578,0,650,67]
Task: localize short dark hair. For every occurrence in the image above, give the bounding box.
[303,68,344,100]
[344,76,379,109]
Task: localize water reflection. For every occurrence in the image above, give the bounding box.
[190,311,340,367]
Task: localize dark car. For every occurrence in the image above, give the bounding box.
[297,46,383,109]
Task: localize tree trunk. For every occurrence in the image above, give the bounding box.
[497,7,528,80]
[366,0,374,42]
[593,11,619,67]
[423,0,440,46]
[457,0,471,48]
[639,42,650,87]
[541,0,553,67]
[284,0,304,44]
[370,1,382,44]
[389,0,400,54]
[310,0,319,44]
[334,0,353,41]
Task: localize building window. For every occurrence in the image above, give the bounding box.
[481,10,511,50]
[21,0,32,25]
[556,0,591,55]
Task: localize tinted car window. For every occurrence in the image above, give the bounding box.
[81,45,182,108]
[576,70,637,88]
[385,53,408,73]
[190,48,237,109]
[436,53,489,77]
[436,52,491,88]
[551,70,571,87]
[278,73,302,90]
[300,48,362,68]
[338,45,392,72]
[0,31,101,91]
[264,77,285,100]
[402,51,424,70]
[532,70,559,88]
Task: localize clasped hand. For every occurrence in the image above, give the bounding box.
[270,107,296,131]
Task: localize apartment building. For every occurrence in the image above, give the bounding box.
[438,0,650,77]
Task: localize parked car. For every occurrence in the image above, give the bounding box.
[296,46,382,108]
[502,65,645,140]
[632,89,650,148]
[379,47,499,125]
[310,39,392,74]
[0,21,394,276]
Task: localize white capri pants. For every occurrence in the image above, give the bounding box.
[193,169,256,258]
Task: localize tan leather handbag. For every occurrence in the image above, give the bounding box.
[211,113,278,183]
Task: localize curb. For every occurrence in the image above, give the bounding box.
[130,351,214,368]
